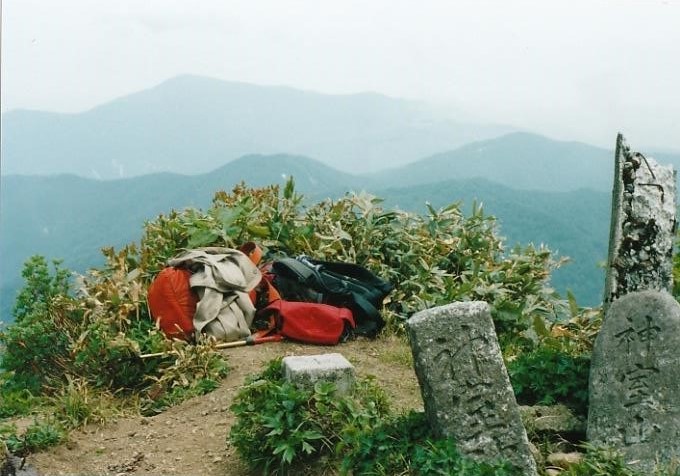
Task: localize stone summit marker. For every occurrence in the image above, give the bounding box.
[407,301,537,475]
[588,291,680,472]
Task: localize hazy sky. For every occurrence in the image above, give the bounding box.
[2,0,680,150]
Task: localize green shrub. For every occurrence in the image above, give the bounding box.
[341,411,521,476]
[0,377,43,418]
[138,182,564,342]
[12,255,71,323]
[50,377,124,428]
[229,359,389,475]
[0,257,76,392]
[0,246,228,430]
[507,343,590,416]
[4,419,66,456]
[142,340,229,415]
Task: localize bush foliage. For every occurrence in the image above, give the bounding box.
[138,181,568,341]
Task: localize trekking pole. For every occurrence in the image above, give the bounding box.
[139,334,284,359]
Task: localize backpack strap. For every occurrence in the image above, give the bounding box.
[302,257,394,295]
[272,258,339,298]
[350,291,384,336]
[273,257,320,284]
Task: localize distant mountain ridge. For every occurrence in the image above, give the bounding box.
[371,132,680,193]
[1,75,513,178]
[373,132,613,192]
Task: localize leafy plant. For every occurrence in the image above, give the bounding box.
[230,358,389,475]
[341,411,521,476]
[507,343,590,416]
[505,293,600,419]
[12,255,71,324]
[0,257,76,392]
[4,419,66,456]
[50,376,123,428]
[0,383,43,418]
[142,338,229,415]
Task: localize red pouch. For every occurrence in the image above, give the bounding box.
[259,300,355,345]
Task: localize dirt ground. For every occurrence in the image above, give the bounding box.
[28,336,422,476]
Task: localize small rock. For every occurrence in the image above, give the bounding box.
[212,456,223,463]
[547,452,583,468]
[127,431,137,437]
[140,418,150,425]
[201,411,210,416]
[164,448,173,454]
[520,405,586,435]
[546,469,561,476]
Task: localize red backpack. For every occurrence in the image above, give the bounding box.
[147,267,198,340]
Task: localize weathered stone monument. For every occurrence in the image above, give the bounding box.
[603,133,676,313]
[407,302,537,475]
[588,290,680,472]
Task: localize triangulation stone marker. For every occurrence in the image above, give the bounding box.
[407,301,537,475]
[588,290,680,473]
[282,353,355,395]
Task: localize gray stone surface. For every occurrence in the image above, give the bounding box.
[520,405,586,435]
[407,302,537,475]
[588,290,680,473]
[603,133,676,312]
[282,353,355,395]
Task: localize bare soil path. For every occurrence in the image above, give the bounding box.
[29,337,422,476]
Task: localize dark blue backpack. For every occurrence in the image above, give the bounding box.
[270,256,393,337]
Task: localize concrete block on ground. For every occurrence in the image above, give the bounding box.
[282,353,355,395]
